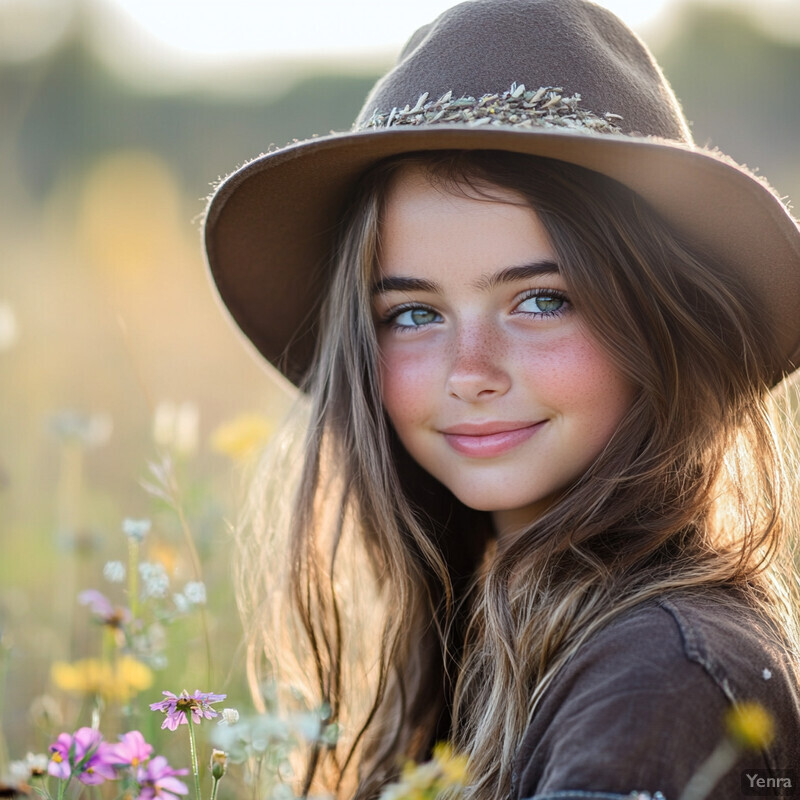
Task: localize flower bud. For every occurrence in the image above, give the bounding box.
[210,750,227,781]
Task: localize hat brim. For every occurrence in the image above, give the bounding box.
[204,125,800,387]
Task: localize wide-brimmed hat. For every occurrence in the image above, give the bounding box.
[204,0,800,387]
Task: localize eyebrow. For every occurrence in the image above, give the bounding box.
[371,261,560,296]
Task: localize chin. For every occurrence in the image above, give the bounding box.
[452,487,539,514]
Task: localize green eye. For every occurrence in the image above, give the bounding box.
[517,292,567,315]
[394,307,441,327]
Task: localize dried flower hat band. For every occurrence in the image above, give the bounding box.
[357,84,624,135]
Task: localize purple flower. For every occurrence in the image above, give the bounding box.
[149,689,227,731]
[108,730,153,768]
[78,590,132,627]
[48,727,117,784]
[48,732,75,780]
[136,756,189,800]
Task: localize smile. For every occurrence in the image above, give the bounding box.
[441,421,545,458]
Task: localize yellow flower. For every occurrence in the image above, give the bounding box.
[380,744,469,800]
[210,413,275,461]
[725,702,775,750]
[115,655,154,699]
[432,743,470,787]
[51,656,153,702]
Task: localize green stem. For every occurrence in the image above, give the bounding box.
[173,486,213,686]
[128,537,140,620]
[210,777,220,800]
[56,775,69,800]
[187,716,202,800]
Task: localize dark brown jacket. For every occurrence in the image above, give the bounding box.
[512,588,800,799]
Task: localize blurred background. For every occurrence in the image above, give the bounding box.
[1,0,800,771]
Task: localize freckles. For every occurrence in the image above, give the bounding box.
[456,333,505,367]
[518,328,631,414]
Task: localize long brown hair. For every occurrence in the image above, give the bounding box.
[235,151,799,800]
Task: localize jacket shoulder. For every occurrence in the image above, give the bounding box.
[513,588,800,800]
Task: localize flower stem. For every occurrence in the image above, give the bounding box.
[210,777,220,800]
[128,537,140,619]
[677,738,739,800]
[187,716,202,800]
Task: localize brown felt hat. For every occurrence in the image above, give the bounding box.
[204,0,800,387]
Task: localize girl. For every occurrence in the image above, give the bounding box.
[203,0,800,797]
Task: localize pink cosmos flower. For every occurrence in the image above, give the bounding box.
[136,756,189,800]
[78,589,132,627]
[108,730,153,768]
[149,689,227,731]
[48,727,117,784]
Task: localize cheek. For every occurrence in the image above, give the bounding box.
[379,346,438,427]
[522,330,634,426]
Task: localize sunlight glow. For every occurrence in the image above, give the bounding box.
[97,0,671,59]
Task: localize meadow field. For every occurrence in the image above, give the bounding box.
[1,1,799,794]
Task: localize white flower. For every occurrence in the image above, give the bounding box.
[184,581,207,605]
[217,707,240,726]
[49,410,112,447]
[103,560,126,583]
[173,593,190,613]
[9,752,48,780]
[139,561,169,598]
[153,401,200,455]
[123,518,151,542]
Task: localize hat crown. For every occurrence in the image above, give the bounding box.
[356,0,692,143]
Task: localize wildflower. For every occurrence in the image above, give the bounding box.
[139,562,170,598]
[108,730,153,768]
[209,750,227,780]
[210,413,275,461]
[725,702,775,750]
[150,690,227,731]
[379,743,470,800]
[48,728,117,784]
[115,656,155,699]
[173,593,190,613]
[132,623,169,669]
[78,589,131,627]
[153,401,200,455]
[49,410,113,448]
[123,518,151,542]
[104,560,126,583]
[136,756,189,800]
[183,581,206,605]
[51,655,153,702]
[432,742,470,786]
[217,708,239,726]
[9,752,48,781]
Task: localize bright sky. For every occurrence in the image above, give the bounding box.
[98,0,671,59]
[1,0,795,92]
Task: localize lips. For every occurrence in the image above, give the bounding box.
[441,421,545,457]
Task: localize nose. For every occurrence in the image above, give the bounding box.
[446,324,511,402]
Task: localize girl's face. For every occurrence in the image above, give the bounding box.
[372,167,636,537]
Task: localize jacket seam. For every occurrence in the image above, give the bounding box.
[656,596,778,775]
